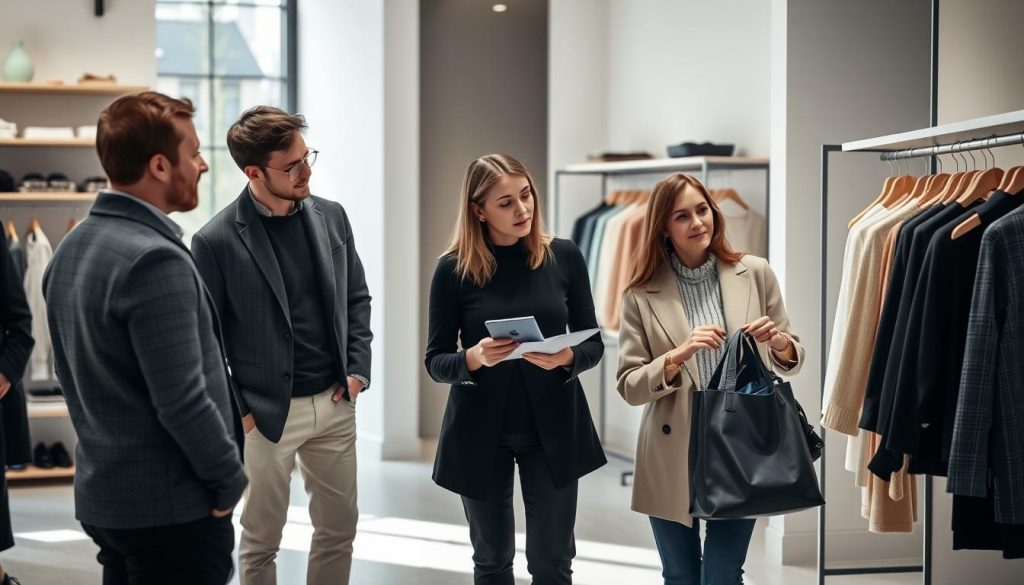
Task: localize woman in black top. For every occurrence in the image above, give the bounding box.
[425,154,606,585]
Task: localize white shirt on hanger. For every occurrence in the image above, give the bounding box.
[25,225,54,381]
[719,199,767,257]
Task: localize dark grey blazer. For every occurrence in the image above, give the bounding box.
[191,189,372,443]
[43,193,247,530]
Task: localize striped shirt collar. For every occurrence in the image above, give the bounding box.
[247,185,304,217]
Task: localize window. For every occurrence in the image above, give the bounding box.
[155,0,295,237]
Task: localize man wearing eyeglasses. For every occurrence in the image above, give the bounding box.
[192,106,371,585]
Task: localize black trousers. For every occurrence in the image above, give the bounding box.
[461,435,578,585]
[82,515,235,585]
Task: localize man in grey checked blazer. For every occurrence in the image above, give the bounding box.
[948,203,1024,526]
[44,92,247,584]
[192,106,372,585]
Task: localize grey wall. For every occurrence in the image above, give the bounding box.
[419,0,549,438]
[930,0,1024,580]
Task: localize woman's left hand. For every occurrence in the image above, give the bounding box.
[743,316,790,352]
[523,347,575,371]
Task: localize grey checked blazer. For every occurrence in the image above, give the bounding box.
[947,204,1024,523]
[43,193,247,529]
[191,189,372,443]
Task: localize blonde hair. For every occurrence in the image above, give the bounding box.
[627,173,743,290]
[443,154,552,286]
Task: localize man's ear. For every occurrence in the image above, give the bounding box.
[243,165,263,181]
[149,153,172,183]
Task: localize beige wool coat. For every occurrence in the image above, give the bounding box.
[616,255,805,526]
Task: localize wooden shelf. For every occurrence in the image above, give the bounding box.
[27,401,69,419]
[0,138,94,148]
[0,82,147,96]
[0,192,97,203]
[6,464,74,481]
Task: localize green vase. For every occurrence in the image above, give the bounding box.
[2,40,35,83]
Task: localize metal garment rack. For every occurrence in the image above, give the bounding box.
[551,156,771,475]
[819,110,1024,584]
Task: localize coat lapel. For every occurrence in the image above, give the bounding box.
[299,198,338,327]
[234,188,291,327]
[643,263,700,387]
[717,256,752,333]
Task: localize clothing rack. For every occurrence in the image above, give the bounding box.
[551,156,770,478]
[819,109,1024,584]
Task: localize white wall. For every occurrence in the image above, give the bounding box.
[605,0,770,158]
[771,0,931,567]
[299,0,421,459]
[418,0,549,439]
[0,0,155,87]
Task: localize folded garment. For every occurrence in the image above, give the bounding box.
[76,125,97,140]
[0,118,16,140]
[22,126,76,140]
[586,151,655,162]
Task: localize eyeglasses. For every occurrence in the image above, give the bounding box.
[264,149,318,183]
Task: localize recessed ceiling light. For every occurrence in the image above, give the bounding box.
[492,4,508,13]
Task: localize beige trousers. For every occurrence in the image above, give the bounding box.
[239,386,358,585]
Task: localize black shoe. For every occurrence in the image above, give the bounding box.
[32,441,54,469]
[6,464,26,471]
[50,442,72,468]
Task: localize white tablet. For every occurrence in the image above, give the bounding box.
[484,316,544,342]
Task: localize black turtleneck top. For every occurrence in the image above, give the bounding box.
[425,237,600,435]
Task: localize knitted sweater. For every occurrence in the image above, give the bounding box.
[670,253,726,389]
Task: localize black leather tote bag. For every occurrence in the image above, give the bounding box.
[688,331,825,519]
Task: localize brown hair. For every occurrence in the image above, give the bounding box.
[96,91,195,185]
[226,106,308,170]
[443,154,552,286]
[627,173,743,290]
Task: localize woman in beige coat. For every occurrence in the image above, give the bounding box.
[616,173,805,585]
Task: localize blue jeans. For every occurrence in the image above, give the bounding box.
[649,516,756,585]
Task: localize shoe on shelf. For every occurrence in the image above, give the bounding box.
[50,442,72,468]
[5,464,27,471]
[32,441,54,469]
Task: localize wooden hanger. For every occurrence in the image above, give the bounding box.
[849,176,897,228]
[938,170,976,204]
[893,174,928,206]
[996,165,1024,195]
[715,187,750,210]
[881,174,914,207]
[27,216,41,236]
[951,163,1012,240]
[956,167,1003,206]
[5,220,17,242]
[66,217,78,233]
[916,173,951,206]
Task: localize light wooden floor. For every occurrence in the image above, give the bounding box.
[4,455,923,585]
